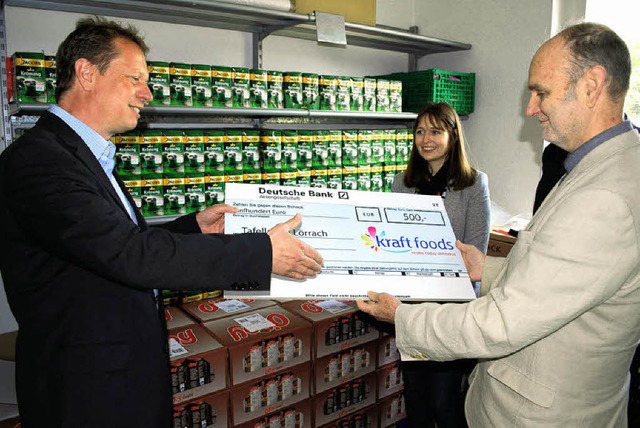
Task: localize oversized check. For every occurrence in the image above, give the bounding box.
[224,183,475,301]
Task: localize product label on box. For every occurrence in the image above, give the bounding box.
[234,313,276,332]
[169,337,189,358]
[316,300,350,314]
[216,299,251,313]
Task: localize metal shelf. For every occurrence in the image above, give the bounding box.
[5,0,471,57]
[10,103,417,126]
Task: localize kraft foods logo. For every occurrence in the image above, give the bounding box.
[361,226,454,253]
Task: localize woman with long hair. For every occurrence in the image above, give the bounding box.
[393,102,490,427]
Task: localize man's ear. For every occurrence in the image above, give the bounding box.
[582,64,606,108]
[74,58,96,92]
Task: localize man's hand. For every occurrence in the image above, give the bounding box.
[356,291,400,324]
[456,240,485,282]
[268,214,323,280]
[196,204,239,234]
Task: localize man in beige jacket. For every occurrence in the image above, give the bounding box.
[358,22,640,427]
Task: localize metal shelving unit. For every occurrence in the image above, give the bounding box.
[1,0,472,147]
[4,0,471,58]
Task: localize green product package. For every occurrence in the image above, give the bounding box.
[169,62,193,106]
[363,78,377,112]
[211,66,233,108]
[342,130,359,167]
[357,167,371,192]
[313,130,329,169]
[383,166,397,192]
[327,130,342,168]
[370,166,384,192]
[249,69,268,109]
[327,168,343,189]
[44,55,56,104]
[395,129,411,166]
[336,76,351,111]
[310,169,327,188]
[162,130,186,178]
[232,67,250,108]
[383,129,397,166]
[141,181,164,217]
[140,130,165,180]
[204,130,226,176]
[283,72,303,109]
[301,73,319,110]
[370,129,385,166]
[267,70,284,109]
[296,170,311,187]
[282,130,298,173]
[376,79,390,112]
[319,75,337,111]
[147,61,171,106]
[184,130,205,177]
[357,130,372,166]
[184,177,206,213]
[191,64,212,107]
[297,130,314,183]
[389,80,402,112]
[205,177,225,206]
[342,166,358,190]
[242,130,262,179]
[13,52,46,103]
[224,130,244,176]
[113,131,141,180]
[350,77,364,112]
[163,181,186,216]
[260,130,282,173]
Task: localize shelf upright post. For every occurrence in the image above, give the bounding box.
[408,26,419,72]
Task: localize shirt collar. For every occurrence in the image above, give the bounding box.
[48,104,116,172]
[564,121,633,173]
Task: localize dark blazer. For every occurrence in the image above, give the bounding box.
[0,112,272,427]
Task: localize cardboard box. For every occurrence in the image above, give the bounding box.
[171,389,229,428]
[376,361,404,400]
[487,230,517,257]
[229,361,310,425]
[312,371,376,427]
[165,306,195,330]
[377,332,400,367]
[167,324,227,404]
[181,298,276,324]
[317,404,379,428]
[379,391,407,427]
[234,393,312,428]
[294,0,376,26]
[203,306,312,386]
[314,340,377,394]
[278,300,379,359]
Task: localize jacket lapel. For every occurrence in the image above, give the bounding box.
[40,112,140,222]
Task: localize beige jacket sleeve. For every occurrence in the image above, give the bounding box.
[394,186,638,362]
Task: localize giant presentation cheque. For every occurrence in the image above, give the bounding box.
[224,183,475,301]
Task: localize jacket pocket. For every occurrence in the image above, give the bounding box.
[487,360,556,408]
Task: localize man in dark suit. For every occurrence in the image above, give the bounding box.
[0,16,323,427]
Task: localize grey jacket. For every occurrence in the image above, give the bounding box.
[392,170,491,253]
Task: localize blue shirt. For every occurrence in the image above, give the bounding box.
[48,105,138,225]
[564,121,634,173]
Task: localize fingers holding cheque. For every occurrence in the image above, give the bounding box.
[268,213,324,280]
[356,291,401,324]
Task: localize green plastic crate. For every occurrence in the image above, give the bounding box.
[378,68,475,115]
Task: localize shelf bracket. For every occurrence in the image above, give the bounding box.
[408,26,419,72]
